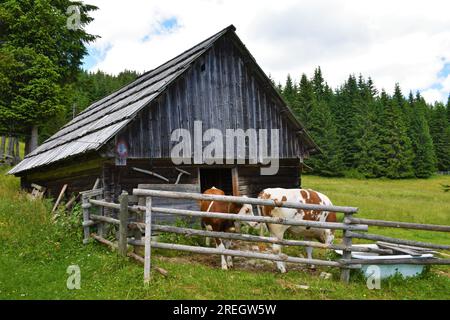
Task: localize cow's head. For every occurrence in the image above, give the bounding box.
[236,196,260,229]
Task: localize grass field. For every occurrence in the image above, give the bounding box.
[0,168,449,300]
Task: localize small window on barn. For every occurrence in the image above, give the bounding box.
[200,63,206,72]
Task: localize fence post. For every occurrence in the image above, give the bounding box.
[96,193,105,238]
[340,212,354,283]
[103,185,112,236]
[82,194,91,244]
[118,191,129,257]
[144,196,152,284]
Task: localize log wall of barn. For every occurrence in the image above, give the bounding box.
[237,159,302,197]
[102,159,199,202]
[103,159,301,200]
[116,34,309,161]
[19,153,104,198]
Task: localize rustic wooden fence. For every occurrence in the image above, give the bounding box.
[81,188,450,284]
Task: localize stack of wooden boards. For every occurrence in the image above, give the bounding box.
[376,241,438,257]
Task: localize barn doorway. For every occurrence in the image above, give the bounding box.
[199,168,234,195]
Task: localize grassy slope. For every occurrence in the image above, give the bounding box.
[0,169,449,300]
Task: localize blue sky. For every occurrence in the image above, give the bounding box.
[82,45,112,70]
[83,16,179,70]
[81,0,450,103]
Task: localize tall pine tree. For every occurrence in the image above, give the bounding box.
[332,75,365,171]
[376,90,414,178]
[296,74,315,129]
[409,95,436,177]
[282,74,299,116]
[306,100,344,176]
[306,67,343,176]
[356,77,382,177]
[429,102,450,171]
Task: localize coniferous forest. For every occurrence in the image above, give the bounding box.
[276,68,450,179]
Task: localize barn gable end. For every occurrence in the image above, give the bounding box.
[111,32,316,160]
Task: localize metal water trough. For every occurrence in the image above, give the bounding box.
[336,244,434,279]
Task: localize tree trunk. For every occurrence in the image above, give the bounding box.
[11,136,16,159]
[30,125,39,152]
[6,136,14,165]
[25,126,39,155]
[0,136,5,161]
[14,137,21,164]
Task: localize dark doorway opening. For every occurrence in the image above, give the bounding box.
[200,168,233,195]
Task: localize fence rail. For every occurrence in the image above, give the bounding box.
[81,188,450,285]
[348,217,450,232]
[132,189,359,213]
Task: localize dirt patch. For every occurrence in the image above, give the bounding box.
[154,240,319,273]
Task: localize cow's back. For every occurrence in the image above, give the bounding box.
[258,188,336,243]
[200,187,225,212]
[200,187,235,233]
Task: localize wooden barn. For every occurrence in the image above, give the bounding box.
[9,25,319,216]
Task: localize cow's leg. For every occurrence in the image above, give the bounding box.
[216,239,228,270]
[205,225,213,247]
[269,225,289,273]
[304,237,316,269]
[224,240,233,268]
[272,243,286,273]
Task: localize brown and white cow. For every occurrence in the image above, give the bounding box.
[200,187,255,270]
[255,188,336,273]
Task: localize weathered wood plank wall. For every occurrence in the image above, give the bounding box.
[19,154,104,198]
[237,161,301,197]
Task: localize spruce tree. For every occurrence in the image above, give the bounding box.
[356,77,381,177]
[429,102,450,171]
[305,67,344,176]
[282,74,300,117]
[376,91,415,178]
[409,95,437,177]
[306,100,344,176]
[332,75,364,171]
[393,83,410,124]
[312,67,326,102]
[297,74,315,129]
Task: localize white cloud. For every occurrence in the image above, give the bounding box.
[421,88,446,104]
[82,0,450,103]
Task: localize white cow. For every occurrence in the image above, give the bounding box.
[238,188,336,273]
